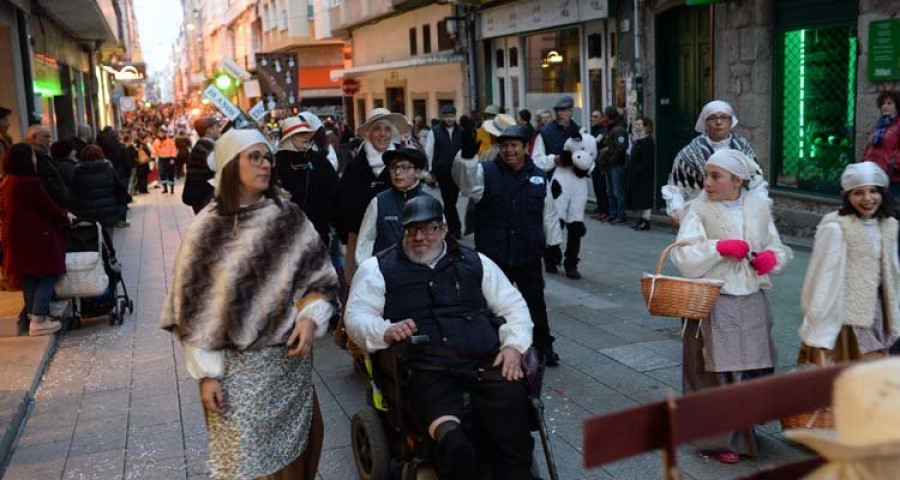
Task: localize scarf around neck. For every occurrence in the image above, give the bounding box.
[872,114,897,146]
[364,141,395,176]
[159,199,339,351]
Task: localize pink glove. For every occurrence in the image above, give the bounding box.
[716,239,750,259]
[751,250,777,276]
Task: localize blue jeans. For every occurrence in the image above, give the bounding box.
[606,162,627,219]
[22,275,59,316]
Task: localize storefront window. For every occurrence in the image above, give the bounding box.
[525,28,581,113]
[774,24,857,194]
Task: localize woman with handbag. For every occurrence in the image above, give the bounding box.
[159,128,339,479]
[0,143,68,336]
[798,162,899,366]
[670,149,793,464]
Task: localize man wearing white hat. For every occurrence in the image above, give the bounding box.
[662,100,762,223]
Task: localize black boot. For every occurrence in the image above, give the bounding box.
[543,345,560,367]
[636,219,650,231]
[438,428,476,478]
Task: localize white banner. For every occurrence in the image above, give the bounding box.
[248,101,266,122]
[202,85,241,121]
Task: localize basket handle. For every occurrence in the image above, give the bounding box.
[654,241,691,276]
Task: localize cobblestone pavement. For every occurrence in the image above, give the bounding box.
[4,189,814,479]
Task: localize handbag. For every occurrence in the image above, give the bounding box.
[55,223,109,298]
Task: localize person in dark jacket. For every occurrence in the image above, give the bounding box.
[453,121,564,366]
[50,140,77,189]
[275,115,339,242]
[27,125,70,209]
[71,145,121,229]
[175,131,191,180]
[181,117,218,213]
[627,116,656,230]
[424,104,463,238]
[602,122,629,223]
[0,143,68,336]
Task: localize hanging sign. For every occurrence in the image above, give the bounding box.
[248,101,267,122]
[868,19,900,82]
[202,84,241,121]
[256,53,299,109]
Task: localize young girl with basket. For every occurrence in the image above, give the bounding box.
[670,149,793,464]
[798,161,899,365]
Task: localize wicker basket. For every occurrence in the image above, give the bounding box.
[641,242,725,319]
[781,407,834,430]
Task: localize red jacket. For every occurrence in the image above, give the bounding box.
[1,176,68,277]
[864,115,900,184]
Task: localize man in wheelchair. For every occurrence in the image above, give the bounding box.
[345,195,537,479]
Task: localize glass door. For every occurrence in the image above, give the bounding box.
[492,36,522,114]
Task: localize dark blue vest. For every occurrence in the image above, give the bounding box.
[540,121,580,155]
[475,158,547,267]
[373,183,425,255]
[378,243,501,366]
[431,123,461,173]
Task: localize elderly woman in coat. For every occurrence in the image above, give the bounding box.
[159,128,339,479]
[662,100,763,223]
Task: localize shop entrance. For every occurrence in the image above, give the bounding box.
[654,5,712,207]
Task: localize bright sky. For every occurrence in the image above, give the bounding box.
[132,0,184,76]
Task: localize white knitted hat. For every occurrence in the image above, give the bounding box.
[209,128,271,191]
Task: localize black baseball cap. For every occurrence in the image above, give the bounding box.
[497,125,531,143]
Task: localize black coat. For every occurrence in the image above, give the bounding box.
[36,153,70,209]
[627,136,656,210]
[332,148,392,243]
[71,160,121,227]
[182,138,215,214]
[274,148,339,243]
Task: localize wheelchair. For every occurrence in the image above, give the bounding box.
[349,335,560,480]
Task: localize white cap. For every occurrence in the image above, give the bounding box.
[840,161,889,192]
[210,129,271,191]
[695,100,738,134]
[707,149,756,180]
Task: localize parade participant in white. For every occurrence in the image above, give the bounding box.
[549,132,597,279]
[798,161,900,363]
[662,100,763,222]
[671,148,792,464]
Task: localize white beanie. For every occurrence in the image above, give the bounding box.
[841,161,889,192]
[707,149,756,180]
[695,100,739,134]
[209,129,272,191]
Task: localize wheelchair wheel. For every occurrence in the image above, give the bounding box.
[351,407,390,480]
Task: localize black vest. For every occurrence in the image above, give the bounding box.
[540,121,580,155]
[431,123,462,173]
[378,242,501,366]
[475,157,547,267]
[373,183,426,255]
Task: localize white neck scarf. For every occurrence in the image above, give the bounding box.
[364,141,394,176]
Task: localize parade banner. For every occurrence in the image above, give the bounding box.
[202,84,241,121]
[255,53,299,110]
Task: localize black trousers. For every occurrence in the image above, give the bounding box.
[499,261,553,351]
[409,369,534,480]
[135,164,149,193]
[563,221,586,269]
[591,167,609,213]
[435,169,462,237]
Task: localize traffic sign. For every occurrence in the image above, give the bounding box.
[120,96,136,112]
[342,78,360,96]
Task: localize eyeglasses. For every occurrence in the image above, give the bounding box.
[706,114,732,123]
[246,151,274,167]
[403,223,442,236]
[389,163,416,173]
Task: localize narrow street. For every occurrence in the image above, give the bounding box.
[3,188,815,479]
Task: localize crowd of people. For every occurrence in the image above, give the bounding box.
[2,88,899,478]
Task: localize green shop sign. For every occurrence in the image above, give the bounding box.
[868,19,900,82]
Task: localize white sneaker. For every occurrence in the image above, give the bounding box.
[28,315,61,336]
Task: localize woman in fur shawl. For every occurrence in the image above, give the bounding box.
[671,149,792,464]
[159,128,339,480]
[799,162,900,365]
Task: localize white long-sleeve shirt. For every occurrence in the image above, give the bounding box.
[529,134,556,171]
[345,247,533,354]
[182,299,335,379]
[451,152,562,246]
[355,184,439,266]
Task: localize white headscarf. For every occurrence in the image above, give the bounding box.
[707,149,756,180]
[840,161,889,192]
[694,100,739,133]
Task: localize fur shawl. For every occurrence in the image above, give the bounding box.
[824,212,900,328]
[159,198,339,351]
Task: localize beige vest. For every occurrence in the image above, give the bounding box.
[690,190,771,251]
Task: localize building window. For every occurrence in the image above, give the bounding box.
[262,5,269,30]
[525,28,581,112]
[422,24,432,54]
[374,98,384,109]
[495,49,504,69]
[509,47,518,67]
[437,20,454,51]
[774,23,858,194]
[409,28,417,56]
[608,31,616,57]
[588,33,603,59]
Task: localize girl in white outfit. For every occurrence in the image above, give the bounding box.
[798,161,900,365]
[671,149,793,464]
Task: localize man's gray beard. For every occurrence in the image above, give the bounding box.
[403,242,443,265]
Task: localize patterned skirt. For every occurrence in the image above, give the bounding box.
[206,346,315,480]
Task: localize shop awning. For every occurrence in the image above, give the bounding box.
[332,53,465,81]
[37,0,119,45]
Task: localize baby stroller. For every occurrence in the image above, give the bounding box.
[58,220,134,327]
[350,335,560,480]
